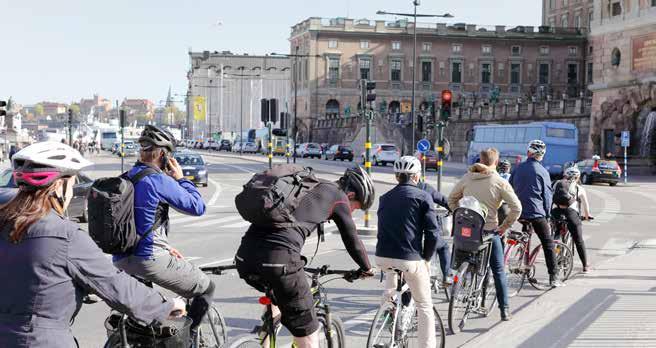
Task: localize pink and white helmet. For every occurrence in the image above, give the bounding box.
[12,141,93,188]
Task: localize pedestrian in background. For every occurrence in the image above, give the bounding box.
[8,145,18,161]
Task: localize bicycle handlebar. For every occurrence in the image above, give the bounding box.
[200,264,237,275]
[304,265,364,282]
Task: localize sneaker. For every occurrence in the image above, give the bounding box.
[549,275,565,288]
[582,266,590,273]
[500,308,512,321]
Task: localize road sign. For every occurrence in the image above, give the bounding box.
[417,138,431,153]
[621,131,630,147]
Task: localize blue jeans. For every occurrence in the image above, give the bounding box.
[486,232,509,310]
[435,242,451,280]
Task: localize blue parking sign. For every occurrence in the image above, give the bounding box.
[621,131,630,147]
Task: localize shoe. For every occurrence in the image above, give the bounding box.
[582,266,590,273]
[500,308,512,321]
[549,275,565,288]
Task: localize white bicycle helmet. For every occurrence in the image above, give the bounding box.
[12,141,93,188]
[527,140,547,157]
[564,166,581,180]
[592,154,601,160]
[394,156,421,175]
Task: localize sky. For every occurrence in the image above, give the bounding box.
[0,0,541,107]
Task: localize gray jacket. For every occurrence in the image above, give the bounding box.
[0,211,174,348]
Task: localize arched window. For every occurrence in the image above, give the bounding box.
[611,48,621,67]
[326,99,340,118]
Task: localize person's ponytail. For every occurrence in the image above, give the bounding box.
[0,184,60,243]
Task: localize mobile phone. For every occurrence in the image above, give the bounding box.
[162,152,171,171]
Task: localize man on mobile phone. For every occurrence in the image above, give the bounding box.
[113,125,214,337]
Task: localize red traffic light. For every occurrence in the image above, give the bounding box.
[441,90,452,102]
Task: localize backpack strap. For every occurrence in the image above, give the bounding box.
[128,166,167,240]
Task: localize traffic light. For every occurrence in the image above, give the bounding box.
[272,128,287,137]
[0,100,6,117]
[366,81,376,102]
[440,89,452,122]
[119,109,126,128]
[260,99,269,123]
[268,99,278,123]
[417,114,423,133]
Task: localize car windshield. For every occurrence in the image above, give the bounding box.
[308,144,319,149]
[175,154,204,165]
[599,160,618,169]
[339,146,352,151]
[381,145,397,151]
[0,169,16,188]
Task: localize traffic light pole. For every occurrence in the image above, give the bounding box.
[119,108,125,173]
[68,108,73,147]
[267,121,273,169]
[437,121,445,192]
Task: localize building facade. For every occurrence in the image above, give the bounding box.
[186,51,290,140]
[290,17,587,143]
[79,94,112,117]
[41,102,68,116]
[543,0,595,30]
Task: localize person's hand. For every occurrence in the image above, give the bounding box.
[169,247,184,259]
[360,268,376,278]
[167,157,183,180]
[496,227,507,236]
[168,297,187,319]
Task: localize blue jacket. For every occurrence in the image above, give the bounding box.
[376,183,442,261]
[119,163,206,258]
[510,158,552,219]
[417,182,449,210]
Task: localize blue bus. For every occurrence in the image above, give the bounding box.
[467,122,578,176]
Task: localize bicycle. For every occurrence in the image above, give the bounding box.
[367,268,446,348]
[103,264,234,348]
[223,264,362,348]
[430,209,452,302]
[504,220,574,295]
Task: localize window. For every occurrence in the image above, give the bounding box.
[611,48,621,67]
[390,60,401,81]
[421,61,432,82]
[561,14,568,27]
[511,46,521,56]
[498,63,505,77]
[481,63,492,84]
[549,17,556,28]
[526,128,541,141]
[652,0,656,6]
[439,61,445,77]
[563,0,568,6]
[510,63,521,84]
[588,11,593,28]
[575,15,581,28]
[359,59,371,80]
[516,128,526,142]
[540,46,550,55]
[547,128,576,138]
[360,40,369,49]
[482,45,492,54]
[569,46,578,56]
[549,0,555,9]
[451,62,462,83]
[422,42,431,52]
[505,128,517,143]
[587,62,593,83]
[392,41,401,50]
[611,2,622,16]
[567,63,578,85]
[328,39,338,48]
[589,45,593,54]
[328,57,340,82]
[452,44,462,53]
[539,63,550,84]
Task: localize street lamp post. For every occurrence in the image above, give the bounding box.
[377,3,453,152]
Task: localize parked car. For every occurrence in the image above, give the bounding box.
[118,140,139,157]
[568,158,621,186]
[232,142,242,152]
[243,142,258,153]
[362,144,400,166]
[173,151,208,187]
[218,139,232,152]
[326,144,354,161]
[298,143,322,158]
[415,150,439,171]
[0,169,93,222]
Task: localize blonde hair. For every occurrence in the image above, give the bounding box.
[479,148,500,166]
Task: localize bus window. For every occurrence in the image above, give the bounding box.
[474,129,483,141]
[516,128,526,143]
[526,128,540,142]
[506,128,517,143]
[546,127,575,138]
[483,128,494,142]
[493,128,505,142]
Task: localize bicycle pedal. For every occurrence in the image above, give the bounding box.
[528,277,538,284]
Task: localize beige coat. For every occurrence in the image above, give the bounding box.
[448,163,522,231]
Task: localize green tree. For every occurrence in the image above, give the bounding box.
[34,104,44,116]
[69,103,81,115]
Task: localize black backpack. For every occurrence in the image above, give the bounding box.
[235,164,321,227]
[87,167,166,254]
[553,179,577,207]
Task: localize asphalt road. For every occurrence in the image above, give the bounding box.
[70,151,656,347]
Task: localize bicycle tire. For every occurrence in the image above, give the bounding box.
[318,313,345,348]
[403,306,447,348]
[448,261,474,334]
[480,270,497,317]
[505,243,526,297]
[197,305,228,348]
[554,241,574,281]
[222,334,262,348]
[366,301,396,348]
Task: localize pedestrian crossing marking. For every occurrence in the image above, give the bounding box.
[186,215,243,228]
[223,220,250,229]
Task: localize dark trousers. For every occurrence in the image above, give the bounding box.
[527,217,558,276]
[435,242,451,280]
[485,232,509,309]
[552,207,588,267]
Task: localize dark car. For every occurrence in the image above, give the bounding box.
[415,150,439,171]
[326,145,354,161]
[0,169,94,222]
[174,151,209,187]
[570,158,622,186]
[218,139,232,152]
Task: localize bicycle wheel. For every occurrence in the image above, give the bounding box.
[318,313,345,348]
[222,334,262,348]
[388,305,446,348]
[527,242,552,291]
[480,270,497,317]
[505,243,526,297]
[554,241,574,281]
[448,261,474,334]
[197,305,228,348]
[366,301,396,347]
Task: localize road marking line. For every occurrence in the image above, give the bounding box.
[222,220,250,228]
[207,178,222,206]
[186,215,242,227]
[198,257,235,267]
[170,214,218,224]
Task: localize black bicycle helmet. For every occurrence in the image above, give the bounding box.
[498,160,511,173]
[139,125,176,153]
[339,166,375,210]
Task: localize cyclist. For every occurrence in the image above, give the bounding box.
[510,140,564,288]
[552,166,591,273]
[113,125,215,335]
[498,160,512,181]
[235,166,376,348]
[416,177,452,286]
[448,148,521,321]
[0,142,184,348]
[376,156,441,348]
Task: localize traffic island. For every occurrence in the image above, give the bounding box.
[356,225,377,236]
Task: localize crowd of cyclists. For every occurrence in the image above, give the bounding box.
[0,124,592,347]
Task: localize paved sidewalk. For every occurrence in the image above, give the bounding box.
[462,244,656,348]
